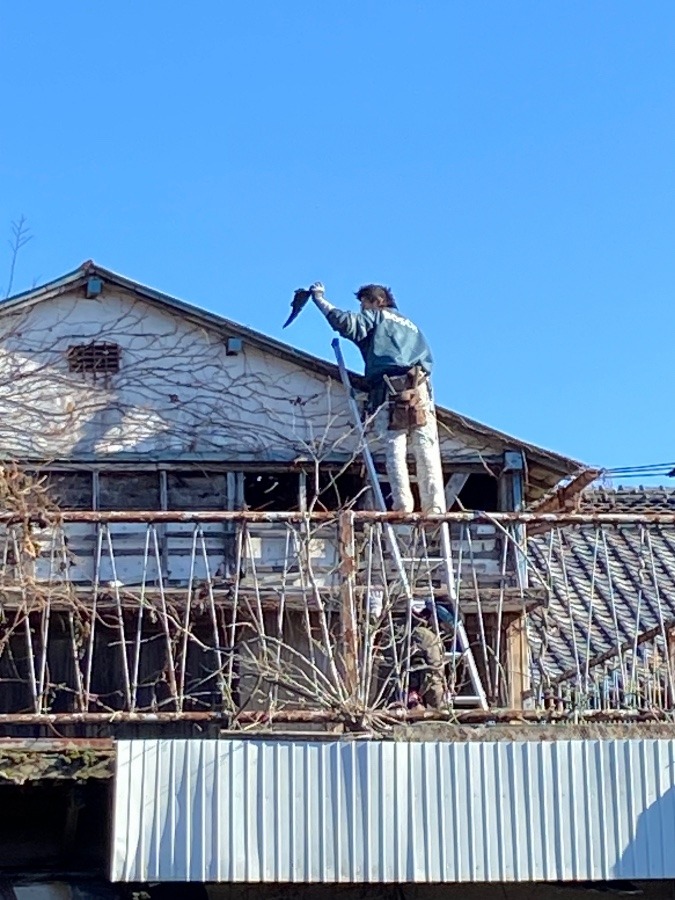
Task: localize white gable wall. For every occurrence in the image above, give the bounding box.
[0,287,498,463]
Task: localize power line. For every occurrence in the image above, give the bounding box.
[605,462,675,475]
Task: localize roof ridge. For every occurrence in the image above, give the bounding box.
[586,485,675,495]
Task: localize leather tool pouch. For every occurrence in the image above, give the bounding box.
[387,367,428,430]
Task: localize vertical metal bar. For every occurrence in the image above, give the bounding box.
[493,524,510,701]
[23,614,39,713]
[83,525,103,709]
[361,522,376,705]
[67,609,85,712]
[159,470,169,579]
[292,523,318,686]
[628,526,647,696]
[582,528,601,694]
[105,526,132,709]
[270,526,292,710]
[456,522,490,705]
[151,525,179,708]
[226,522,244,690]
[36,522,58,711]
[130,525,152,711]
[178,525,199,710]
[197,527,228,709]
[0,524,10,581]
[645,527,675,706]
[601,528,628,691]
[557,526,583,693]
[338,510,358,700]
[301,515,344,701]
[12,529,39,712]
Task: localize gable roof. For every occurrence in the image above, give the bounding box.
[2,261,584,495]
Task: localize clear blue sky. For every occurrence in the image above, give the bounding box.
[1,2,673,482]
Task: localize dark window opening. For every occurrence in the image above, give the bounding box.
[98,472,160,511]
[167,471,228,510]
[455,473,499,512]
[0,781,109,871]
[45,471,93,510]
[244,472,299,511]
[67,341,120,375]
[308,469,365,511]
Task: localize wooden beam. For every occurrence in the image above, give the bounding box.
[527,467,602,514]
[444,473,469,509]
[505,611,530,709]
[0,585,547,616]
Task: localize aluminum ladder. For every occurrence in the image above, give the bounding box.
[331,338,488,710]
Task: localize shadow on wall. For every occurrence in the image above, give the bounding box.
[67,400,176,458]
[615,782,675,880]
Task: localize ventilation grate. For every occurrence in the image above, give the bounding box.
[67,341,121,375]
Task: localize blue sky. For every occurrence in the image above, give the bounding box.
[1,2,674,481]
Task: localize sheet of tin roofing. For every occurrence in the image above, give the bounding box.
[112,737,675,884]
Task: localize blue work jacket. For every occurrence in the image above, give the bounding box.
[325,306,434,388]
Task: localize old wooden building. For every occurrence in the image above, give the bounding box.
[0,260,585,727]
[0,262,673,898]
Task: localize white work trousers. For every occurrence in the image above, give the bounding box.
[373,381,446,514]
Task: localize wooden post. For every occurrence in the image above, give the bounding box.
[499,451,528,589]
[505,611,531,709]
[338,510,359,699]
[666,626,675,708]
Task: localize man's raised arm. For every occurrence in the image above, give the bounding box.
[310,282,375,344]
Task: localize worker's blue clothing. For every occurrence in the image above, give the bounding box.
[324,306,434,387]
[321,298,446,514]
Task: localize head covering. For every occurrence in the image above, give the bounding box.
[424,597,454,626]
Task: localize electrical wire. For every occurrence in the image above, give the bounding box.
[603,462,675,480]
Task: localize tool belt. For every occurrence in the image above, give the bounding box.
[384,366,428,430]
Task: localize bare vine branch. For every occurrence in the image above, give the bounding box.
[5,216,33,299]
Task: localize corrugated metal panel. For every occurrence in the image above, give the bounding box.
[112,738,675,883]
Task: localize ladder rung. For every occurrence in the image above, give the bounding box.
[399,557,446,563]
[449,695,485,706]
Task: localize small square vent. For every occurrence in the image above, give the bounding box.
[67,341,121,375]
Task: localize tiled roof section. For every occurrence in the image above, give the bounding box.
[527,487,675,684]
[578,486,675,514]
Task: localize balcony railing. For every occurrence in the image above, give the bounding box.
[0,510,672,729]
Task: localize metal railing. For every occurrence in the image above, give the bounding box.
[0,510,671,727]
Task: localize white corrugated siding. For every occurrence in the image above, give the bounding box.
[112,738,675,883]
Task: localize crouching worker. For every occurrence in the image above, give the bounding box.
[372,596,454,711]
[409,598,455,710]
[310,282,446,514]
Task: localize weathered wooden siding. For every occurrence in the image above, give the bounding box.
[0,286,503,464]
